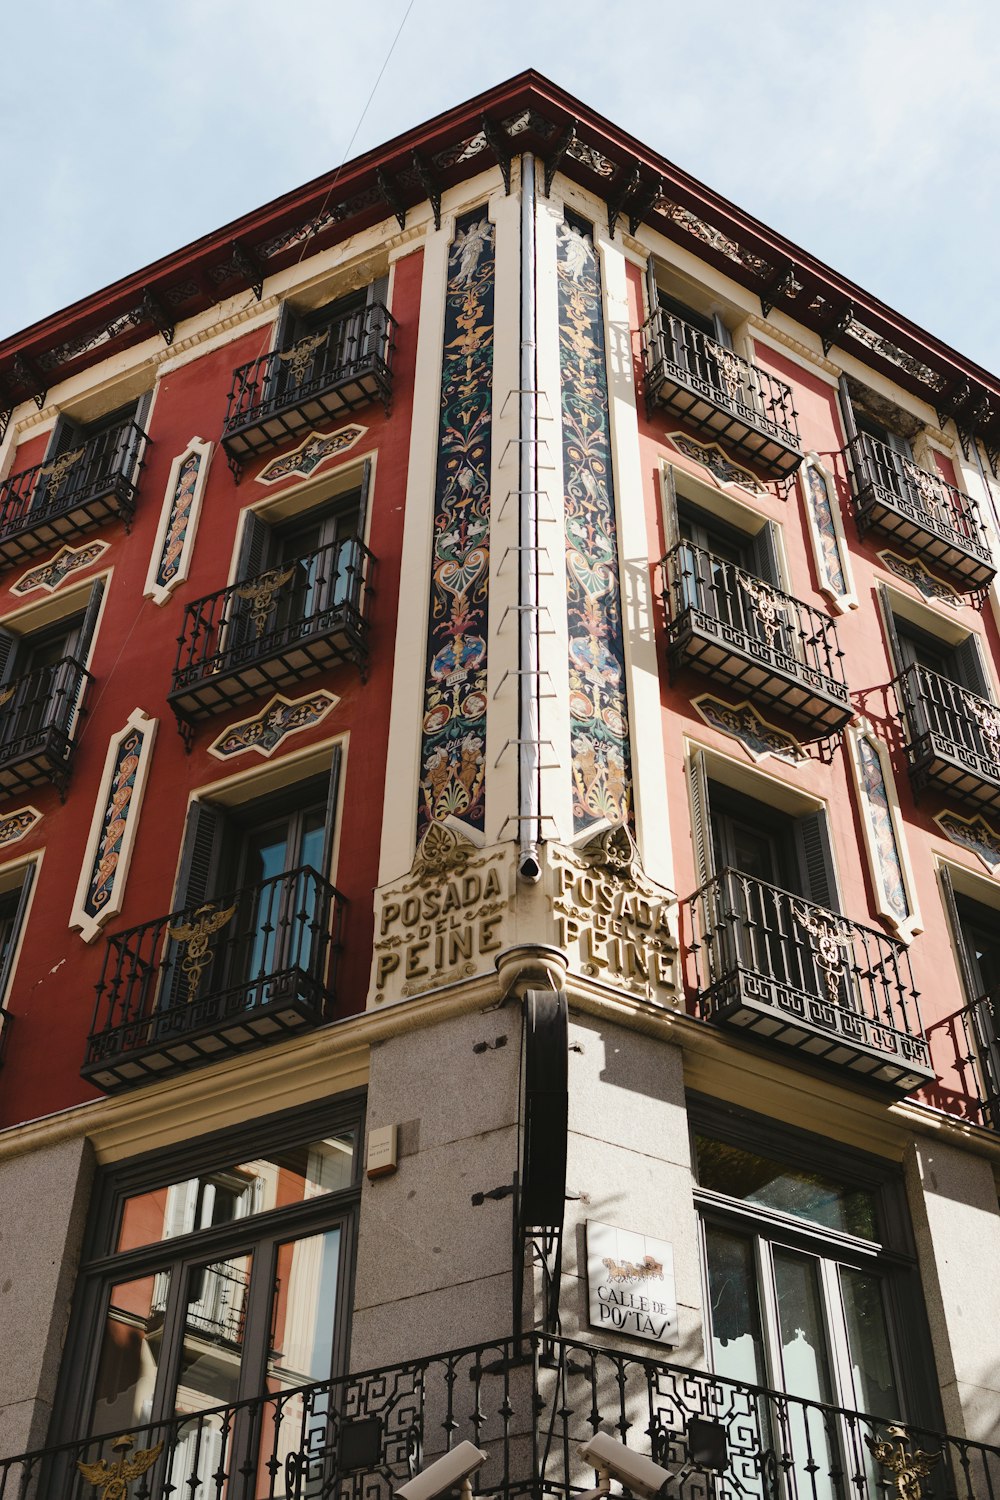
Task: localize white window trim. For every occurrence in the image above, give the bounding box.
[144,436,213,606]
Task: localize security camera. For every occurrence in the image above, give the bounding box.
[396,1442,489,1500]
[579,1433,677,1500]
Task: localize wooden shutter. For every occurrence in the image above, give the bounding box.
[366,276,389,313]
[661,464,680,553]
[0,866,34,1007]
[72,579,105,664]
[319,747,343,880]
[749,522,782,587]
[794,810,841,913]
[688,750,715,891]
[174,801,229,911]
[954,633,992,701]
[837,376,860,446]
[271,300,298,355]
[0,628,21,688]
[939,865,978,1004]
[46,414,85,461]
[712,314,733,350]
[877,584,906,677]
[237,511,272,583]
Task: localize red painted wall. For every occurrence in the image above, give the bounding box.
[0,247,424,1129]
[627,261,1000,1117]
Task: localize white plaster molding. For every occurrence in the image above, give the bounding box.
[143,437,213,605]
[70,709,158,943]
[846,719,922,943]
[798,451,858,613]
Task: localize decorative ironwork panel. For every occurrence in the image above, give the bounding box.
[556,215,632,833]
[70,709,158,944]
[416,209,496,841]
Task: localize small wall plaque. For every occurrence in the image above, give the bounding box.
[586,1220,677,1346]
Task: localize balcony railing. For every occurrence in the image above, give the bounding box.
[0,654,90,798]
[688,869,932,1092]
[83,864,344,1093]
[221,301,396,473]
[660,542,851,734]
[6,1332,997,1500]
[643,309,802,478]
[847,433,995,592]
[0,416,148,567]
[168,535,373,728]
[925,991,1000,1132]
[895,662,1000,813]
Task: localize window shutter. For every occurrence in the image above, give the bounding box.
[73,579,105,665]
[661,464,680,553]
[236,512,272,583]
[837,376,860,446]
[954,633,992,701]
[271,301,298,354]
[877,585,906,677]
[886,428,913,460]
[688,750,715,891]
[0,629,21,687]
[794,810,841,913]
[0,867,34,1007]
[319,747,343,879]
[174,801,228,911]
[47,414,85,461]
[366,276,389,313]
[749,523,781,587]
[939,866,978,1003]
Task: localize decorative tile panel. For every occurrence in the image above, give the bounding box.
[557,215,632,833]
[417,209,495,841]
[935,809,1000,875]
[0,807,41,846]
[255,423,367,485]
[70,709,158,943]
[208,690,338,760]
[144,437,213,606]
[799,453,857,612]
[11,542,109,597]
[663,432,766,494]
[693,695,805,765]
[878,550,961,609]
[847,721,921,941]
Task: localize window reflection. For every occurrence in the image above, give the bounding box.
[117,1134,354,1252]
[93,1273,168,1434]
[695,1135,877,1238]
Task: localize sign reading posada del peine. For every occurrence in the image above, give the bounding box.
[370,824,514,1007]
[551,823,677,1004]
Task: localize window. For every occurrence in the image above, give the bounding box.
[39,395,150,510]
[270,279,388,404]
[940,868,1000,1125]
[675,498,787,645]
[693,1108,938,1500]
[232,485,366,649]
[0,861,34,1054]
[0,579,103,766]
[51,1101,362,1491]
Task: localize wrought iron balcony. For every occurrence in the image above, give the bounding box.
[895,662,1000,814]
[221,301,395,474]
[0,654,90,798]
[847,433,995,592]
[688,869,932,1092]
[643,309,802,478]
[168,535,373,729]
[661,542,851,734]
[82,864,344,1093]
[5,1332,995,1500]
[926,991,1000,1132]
[0,416,148,568]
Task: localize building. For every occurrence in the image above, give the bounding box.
[0,68,999,1500]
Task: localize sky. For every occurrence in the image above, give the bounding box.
[2,0,999,374]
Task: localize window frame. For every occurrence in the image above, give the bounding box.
[688,1096,942,1432]
[49,1092,365,1449]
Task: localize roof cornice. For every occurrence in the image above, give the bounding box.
[2,70,996,454]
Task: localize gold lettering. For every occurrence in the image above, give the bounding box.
[448,927,473,964]
[376,953,400,987]
[380,902,400,935]
[483,867,502,900]
[405,942,429,979]
[479,915,503,953]
[441,881,462,915]
[461,874,482,905]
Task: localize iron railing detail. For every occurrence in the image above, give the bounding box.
[83,864,344,1092]
[926,991,1000,1132]
[688,869,931,1090]
[895,663,1000,811]
[0,417,148,562]
[6,1333,996,1500]
[169,535,373,722]
[222,301,395,470]
[847,434,994,590]
[643,309,801,477]
[660,542,850,732]
[0,654,90,795]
